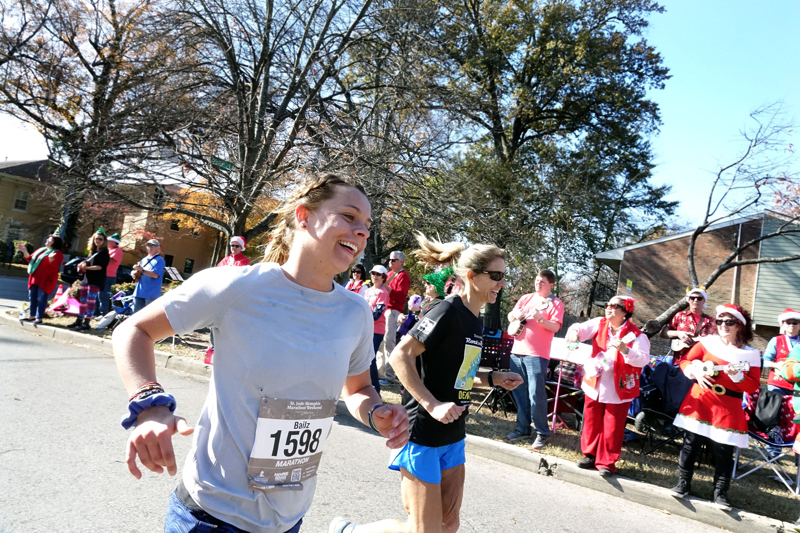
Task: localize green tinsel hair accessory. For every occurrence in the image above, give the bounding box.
[423,266,455,298]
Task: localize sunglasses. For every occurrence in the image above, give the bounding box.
[230,244,242,248]
[688,296,704,301]
[785,321,800,326]
[478,270,505,282]
[715,319,740,327]
[389,258,401,262]
[605,303,624,310]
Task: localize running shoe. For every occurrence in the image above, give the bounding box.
[505,430,531,442]
[713,489,732,512]
[329,517,356,533]
[531,434,549,450]
[669,479,690,498]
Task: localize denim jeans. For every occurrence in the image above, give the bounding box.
[371,333,384,394]
[134,297,157,314]
[164,488,303,533]
[509,354,551,436]
[97,276,116,316]
[28,284,50,319]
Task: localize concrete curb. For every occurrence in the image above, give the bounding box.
[1,312,793,533]
[0,312,212,378]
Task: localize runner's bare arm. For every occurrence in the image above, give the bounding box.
[390,335,466,423]
[342,370,409,448]
[112,304,194,479]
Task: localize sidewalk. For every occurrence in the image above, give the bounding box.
[0,312,793,533]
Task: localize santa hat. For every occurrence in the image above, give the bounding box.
[230,236,246,250]
[778,308,800,324]
[686,286,708,308]
[716,303,746,326]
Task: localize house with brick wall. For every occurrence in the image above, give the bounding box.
[0,160,61,249]
[594,211,800,350]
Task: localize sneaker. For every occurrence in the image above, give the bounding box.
[576,455,596,469]
[378,379,396,386]
[532,434,549,450]
[598,467,613,478]
[67,318,83,328]
[329,517,356,533]
[713,489,732,511]
[669,479,690,498]
[506,431,532,442]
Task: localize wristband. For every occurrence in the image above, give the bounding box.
[121,392,177,430]
[488,371,494,388]
[368,403,385,434]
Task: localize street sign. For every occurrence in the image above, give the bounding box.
[210,157,234,173]
[626,279,633,297]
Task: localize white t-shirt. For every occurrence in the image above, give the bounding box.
[160,262,374,533]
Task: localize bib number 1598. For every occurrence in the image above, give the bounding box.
[270,428,322,458]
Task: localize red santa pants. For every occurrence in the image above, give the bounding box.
[581,396,631,472]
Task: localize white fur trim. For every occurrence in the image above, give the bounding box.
[673,414,750,448]
[698,336,762,367]
[716,305,745,326]
[230,236,246,249]
[778,309,800,324]
[687,288,708,309]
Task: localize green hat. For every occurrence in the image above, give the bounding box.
[108,233,121,243]
[95,227,107,237]
[423,266,454,298]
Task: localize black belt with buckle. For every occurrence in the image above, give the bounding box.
[710,384,743,399]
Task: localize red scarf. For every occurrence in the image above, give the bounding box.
[584,318,643,401]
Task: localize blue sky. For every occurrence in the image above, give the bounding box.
[2,1,798,227]
[645,1,800,225]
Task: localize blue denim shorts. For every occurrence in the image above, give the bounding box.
[389,439,466,484]
[165,483,303,533]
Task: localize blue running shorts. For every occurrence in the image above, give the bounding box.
[389,439,466,484]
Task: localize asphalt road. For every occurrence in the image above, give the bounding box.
[0,323,720,533]
[0,275,28,313]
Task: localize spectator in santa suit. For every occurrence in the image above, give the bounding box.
[379,251,410,385]
[217,236,251,267]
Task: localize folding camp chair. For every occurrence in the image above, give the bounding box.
[733,389,799,494]
[632,359,691,455]
[475,331,517,416]
[545,360,584,432]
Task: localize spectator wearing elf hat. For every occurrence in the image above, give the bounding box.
[660,286,717,366]
[98,232,124,317]
[763,308,800,395]
[217,236,251,267]
[566,295,650,477]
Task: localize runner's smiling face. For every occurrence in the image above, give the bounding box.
[470,257,506,305]
[300,186,371,275]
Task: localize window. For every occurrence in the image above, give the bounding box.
[184,258,195,274]
[5,221,26,242]
[13,189,30,212]
[170,219,180,231]
[164,254,174,267]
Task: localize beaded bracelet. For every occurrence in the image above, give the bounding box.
[129,381,163,402]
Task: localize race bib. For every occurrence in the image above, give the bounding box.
[247,398,337,492]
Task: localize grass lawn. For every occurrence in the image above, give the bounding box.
[0,263,32,278]
[5,297,798,522]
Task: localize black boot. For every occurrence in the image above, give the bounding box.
[713,475,732,511]
[670,464,692,498]
[77,318,91,331]
[67,317,83,328]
